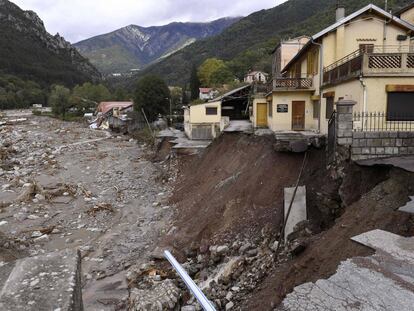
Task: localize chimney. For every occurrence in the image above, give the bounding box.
[336,2,345,22]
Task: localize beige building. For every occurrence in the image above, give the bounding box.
[254,3,414,134]
[184,85,251,139]
[244,71,269,84]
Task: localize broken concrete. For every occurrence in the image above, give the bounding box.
[0,249,83,311]
[284,186,307,241]
[278,230,414,311]
[399,196,414,214]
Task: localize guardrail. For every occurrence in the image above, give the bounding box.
[353,111,414,132]
[164,250,217,311]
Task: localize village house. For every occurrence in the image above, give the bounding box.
[184,85,251,139]
[253,3,414,134]
[199,88,218,101]
[244,71,269,84]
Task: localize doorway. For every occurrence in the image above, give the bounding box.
[292,101,305,131]
[256,103,268,127]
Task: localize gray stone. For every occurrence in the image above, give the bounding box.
[225,301,234,310]
[0,249,83,311]
[284,186,306,242]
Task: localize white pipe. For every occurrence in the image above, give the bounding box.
[164,250,217,311]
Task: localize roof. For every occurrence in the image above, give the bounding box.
[395,3,414,16]
[210,84,251,102]
[199,88,213,93]
[97,101,133,114]
[246,71,268,76]
[282,4,414,73]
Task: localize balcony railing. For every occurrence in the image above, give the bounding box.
[270,77,313,91]
[323,46,414,86]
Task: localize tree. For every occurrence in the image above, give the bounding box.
[114,88,130,101]
[72,82,111,104]
[189,64,200,101]
[181,85,189,106]
[197,58,235,86]
[49,85,71,118]
[134,75,170,122]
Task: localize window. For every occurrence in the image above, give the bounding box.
[268,101,273,117]
[206,107,218,115]
[313,100,320,119]
[307,50,319,75]
[387,92,414,121]
[325,97,334,119]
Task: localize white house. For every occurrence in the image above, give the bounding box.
[244,71,269,84]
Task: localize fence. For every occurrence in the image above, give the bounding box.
[353,112,414,132]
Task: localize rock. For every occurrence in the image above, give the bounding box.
[226,291,233,301]
[216,245,229,254]
[270,241,279,251]
[225,301,234,310]
[181,306,196,311]
[34,234,49,242]
[27,215,40,220]
[246,248,258,257]
[239,242,252,254]
[0,220,8,226]
[31,231,43,238]
[1,184,11,190]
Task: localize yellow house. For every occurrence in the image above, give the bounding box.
[259,3,414,134]
[184,85,251,139]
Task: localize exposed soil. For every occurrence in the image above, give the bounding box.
[243,168,414,310]
[162,132,412,310]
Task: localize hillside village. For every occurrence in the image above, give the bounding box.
[2,0,414,311]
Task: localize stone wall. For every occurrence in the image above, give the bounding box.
[334,99,414,161]
[352,131,414,161]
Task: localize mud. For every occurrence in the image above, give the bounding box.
[0,113,175,310]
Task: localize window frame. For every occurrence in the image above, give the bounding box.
[205,106,218,116]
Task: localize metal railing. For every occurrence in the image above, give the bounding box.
[353,111,414,132]
[271,77,313,90]
[323,45,414,85]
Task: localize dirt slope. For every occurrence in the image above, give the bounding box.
[243,168,414,310]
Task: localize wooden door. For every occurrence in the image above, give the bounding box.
[256,103,268,127]
[292,101,305,131]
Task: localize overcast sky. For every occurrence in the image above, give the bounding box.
[11,0,287,43]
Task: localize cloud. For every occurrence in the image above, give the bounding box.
[10,0,287,43]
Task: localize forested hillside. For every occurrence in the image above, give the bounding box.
[0,0,101,87]
[74,17,241,74]
[131,0,411,87]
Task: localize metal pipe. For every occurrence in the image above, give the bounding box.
[164,250,217,311]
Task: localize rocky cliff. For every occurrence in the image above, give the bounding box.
[0,0,101,86]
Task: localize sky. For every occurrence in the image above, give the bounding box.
[11,0,288,43]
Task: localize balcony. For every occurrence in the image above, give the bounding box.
[269,77,314,92]
[323,46,414,86]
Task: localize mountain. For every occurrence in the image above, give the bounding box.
[0,0,101,87]
[130,0,412,86]
[74,17,241,75]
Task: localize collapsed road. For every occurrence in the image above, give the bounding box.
[0,113,175,310]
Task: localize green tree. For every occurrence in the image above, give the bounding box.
[114,88,130,101]
[134,75,170,122]
[72,82,111,104]
[189,64,200,101]
[49,85,71,118]
[197,58,235,86]
[181,85,189,106]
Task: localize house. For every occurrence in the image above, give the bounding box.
[97,101,134,116]
[244,71,269,84]
[199,88,218,101]
[253,3,414,134]
[272,36,310,78]
[184,85,251,139]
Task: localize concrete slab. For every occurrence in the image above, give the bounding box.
[399,196,414,214]
[351,229,414,262]
[0,249,83,311]
[357,156,414,173]
[278,230,414,311]
[284,186,306,241]
[223,121,253,133]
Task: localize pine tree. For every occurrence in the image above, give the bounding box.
[190,64,200,101]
